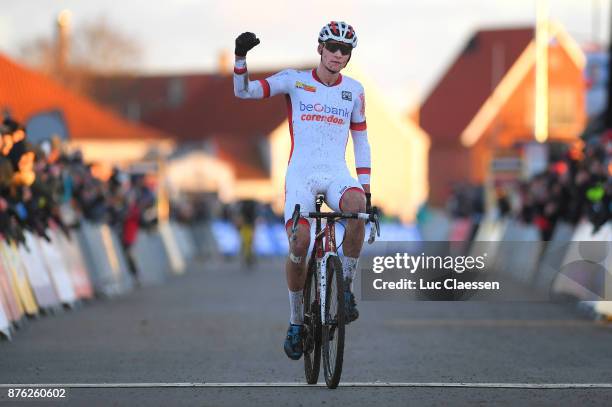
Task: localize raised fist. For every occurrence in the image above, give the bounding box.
[235,32,260,57]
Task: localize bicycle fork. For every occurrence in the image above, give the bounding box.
[319,251,340,326]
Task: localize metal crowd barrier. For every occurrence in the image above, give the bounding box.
[460,216,612,319]
[0,219,201,341]
[201,215,609,317]
[76,221,133,298]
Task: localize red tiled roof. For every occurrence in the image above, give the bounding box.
[90,68,306,179]
[420,27,534,143]
[92,71,290,141]
[0,53,171,141]
[142,72,289,140]
[92,74,214,121]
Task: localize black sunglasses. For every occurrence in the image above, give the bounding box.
[324,42,352,56]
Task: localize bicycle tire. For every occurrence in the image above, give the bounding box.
[303,256,321,384]
[322,255,345,389]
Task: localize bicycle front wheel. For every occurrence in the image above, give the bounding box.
[303,256,321,384]
[322,255,345,389]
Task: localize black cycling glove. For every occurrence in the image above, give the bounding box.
[235,32,260,57]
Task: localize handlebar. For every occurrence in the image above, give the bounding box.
[290,204,380,244]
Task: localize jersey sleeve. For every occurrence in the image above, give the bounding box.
[350,85,367,130]
[264,70,293,97]
[234,58,292,99]
[349,85,370,186]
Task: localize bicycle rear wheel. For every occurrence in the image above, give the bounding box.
[303,256,321,384]
[322,255,345,389]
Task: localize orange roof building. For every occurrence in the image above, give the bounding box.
[420,24,586,206]
[0,53,174,165]
[92,70,289,180]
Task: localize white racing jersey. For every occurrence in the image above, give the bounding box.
[233,61,371,186]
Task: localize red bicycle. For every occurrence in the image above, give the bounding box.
[289,194,379,389]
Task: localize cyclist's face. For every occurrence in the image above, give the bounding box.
[319,41,350,72]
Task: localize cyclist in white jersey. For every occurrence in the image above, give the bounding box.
[233,21,371,361]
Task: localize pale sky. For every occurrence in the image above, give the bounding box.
[0,0,610,112]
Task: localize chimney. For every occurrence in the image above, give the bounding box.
[55,10,71,76]
[409,105,420,126]
[217,49,231,75]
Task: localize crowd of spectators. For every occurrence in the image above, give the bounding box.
[517,136,610,239]
[0,116,157,280]
[447,134,611,240]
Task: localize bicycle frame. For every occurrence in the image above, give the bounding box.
[290,195,379,326]
[313,196,338,326]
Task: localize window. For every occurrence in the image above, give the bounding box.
[167,78,184,108]
[549,87,575,128]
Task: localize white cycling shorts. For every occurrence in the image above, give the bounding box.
[284,165,364,229]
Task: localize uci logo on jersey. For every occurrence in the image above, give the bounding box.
[342,91,352,101]
[295,81,317,93]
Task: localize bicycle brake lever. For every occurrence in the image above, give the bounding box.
[368,224,376,244]
[374,214,380,237]
[374,207,381,237]
[367,207,380,244]
[367,210,378,244]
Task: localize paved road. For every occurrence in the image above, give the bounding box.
[1,257,612,406]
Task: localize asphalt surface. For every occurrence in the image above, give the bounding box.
[1,257,612,406]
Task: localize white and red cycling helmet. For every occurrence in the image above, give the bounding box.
[318,21,358,48]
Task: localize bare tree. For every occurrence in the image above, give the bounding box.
[18,15,142,95]
[18,37,56,74]
[70,16,142,74]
